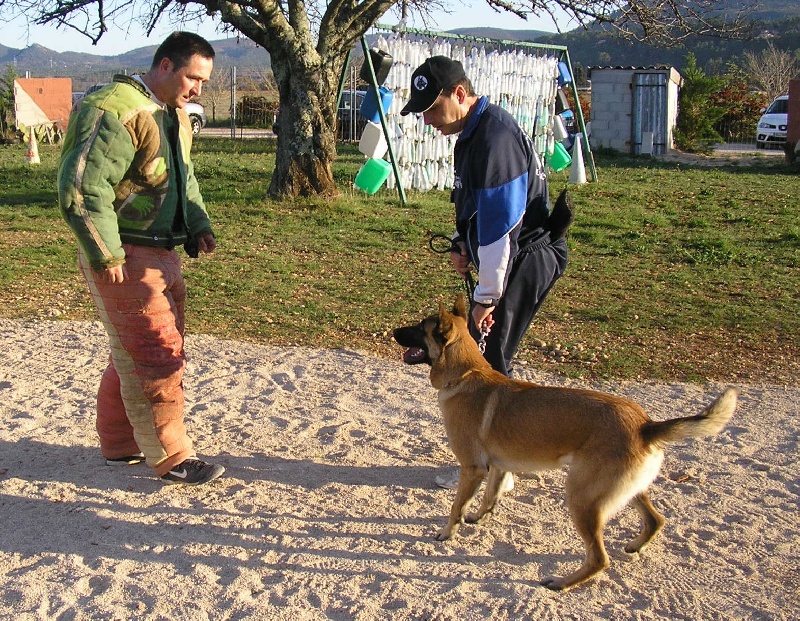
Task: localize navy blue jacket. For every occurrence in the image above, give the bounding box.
[451,96,550,306]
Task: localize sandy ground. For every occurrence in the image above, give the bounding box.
[0,318,797,620]
[657,143,788,167]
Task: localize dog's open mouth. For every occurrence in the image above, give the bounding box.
[402,347,427,365]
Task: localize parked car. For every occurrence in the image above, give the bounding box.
[756,95,788,149]
[84,83,107,97]
[272,90,368,140]
[337,90,367,141]
[185,102,207,135]
[70,82,108,112]
[72,83,207,135]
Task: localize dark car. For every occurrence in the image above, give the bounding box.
[272,90,367,140]
[337,90,367,141]
[70,82,108,112]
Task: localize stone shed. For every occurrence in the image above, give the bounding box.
[588,66,682,155]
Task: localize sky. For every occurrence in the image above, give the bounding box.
[2,4,573,56]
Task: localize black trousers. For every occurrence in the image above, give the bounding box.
[470,236,568,376]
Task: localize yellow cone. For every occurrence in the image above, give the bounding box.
[26,130,41,165]
[569,133,587,185]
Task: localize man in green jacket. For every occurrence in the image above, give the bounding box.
[58,32,224,486]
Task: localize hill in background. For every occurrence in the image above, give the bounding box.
[443,27,549,42]
[1,0,798,86]
[534,1,799,79]
[448,1,799,80]
[0,38,271,89]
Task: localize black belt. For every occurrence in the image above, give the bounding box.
[119,229,188,249]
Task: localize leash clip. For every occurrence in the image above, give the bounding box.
[477,321,489,354]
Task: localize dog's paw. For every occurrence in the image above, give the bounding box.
[540,576,569,591]
[435,525,456,541]
[464,511,490,525]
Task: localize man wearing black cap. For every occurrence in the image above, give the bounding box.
[402,55,568,375]
[402,56,569,489]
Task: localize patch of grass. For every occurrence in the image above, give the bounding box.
[1,139,797,385]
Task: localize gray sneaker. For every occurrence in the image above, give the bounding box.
[434,469,515,492]
[434,469,460,490]
[105,453,145,466]
[161,458,225,486]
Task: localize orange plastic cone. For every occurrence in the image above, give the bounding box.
[26,130,40,165]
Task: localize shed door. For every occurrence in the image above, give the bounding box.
[632,72,668,155]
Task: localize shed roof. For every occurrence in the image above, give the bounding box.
[588,66,682,84]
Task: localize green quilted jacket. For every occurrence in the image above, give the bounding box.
[58,75,212,270]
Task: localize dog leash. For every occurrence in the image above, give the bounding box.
[430,233,490,352]
[429,233,476,300]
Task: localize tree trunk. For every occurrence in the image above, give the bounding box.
[200,0,392,197]
[267,58,340,199]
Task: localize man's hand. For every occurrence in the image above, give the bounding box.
[196,232,216,254]
[450,241,471,277]
[472,304,495,334]
[100,264,126,284]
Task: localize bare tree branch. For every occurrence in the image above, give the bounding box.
[524,0,757,44]
[2,1,760,49]
[741,41,800,101]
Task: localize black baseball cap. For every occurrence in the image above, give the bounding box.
[400,56,467,116]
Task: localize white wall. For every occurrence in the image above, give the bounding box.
[588,69,635,152]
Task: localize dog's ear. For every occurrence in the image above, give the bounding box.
[453,294,468,319]
[438,301,456,339]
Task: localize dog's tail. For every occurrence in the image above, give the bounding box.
[547,188,574,241]
[640,388,738,446]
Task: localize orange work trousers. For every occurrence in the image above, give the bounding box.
[79,244,194,476]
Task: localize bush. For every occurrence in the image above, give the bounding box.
[711,81,767,143]
[675,54,725,153]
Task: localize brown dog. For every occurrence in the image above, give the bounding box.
[393,295,738,591]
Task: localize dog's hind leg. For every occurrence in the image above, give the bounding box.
[436,466,485,541]
[624,491,665,554]
[542,464,615,591]
[465,466,510,526]
[541,501,611,591]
